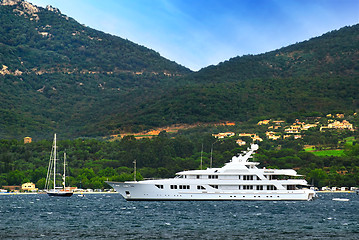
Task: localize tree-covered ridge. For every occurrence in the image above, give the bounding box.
[192,24,359,83]
[0,0,358,139]
[0,0,191,74]
[109,75,359,128]
[0,0,191,139]
[115,24,359,128]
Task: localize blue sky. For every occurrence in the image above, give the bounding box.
[30,0,359,71]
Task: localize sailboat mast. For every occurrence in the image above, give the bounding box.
[63,152,66,190]
[133,159,136,181]
[53,133,56,190]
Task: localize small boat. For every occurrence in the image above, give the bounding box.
[45,134,73,197]
[332,198,349,201]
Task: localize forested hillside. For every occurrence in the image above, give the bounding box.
[116,24,359,127]
[0,0,191,139]
[0,0,358,140]
[1,132,358,190]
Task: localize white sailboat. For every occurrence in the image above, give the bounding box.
[45,133,73,197]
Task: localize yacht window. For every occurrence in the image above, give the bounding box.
[170,185,178,189]
[155,185,164,189]
[243,185,253,190]
[287,185,296,190]
[267,185,277,190]
[197,185,206,190]
[243,175,254,180]
[256,185,263,190]
[209,185,218,189]
[197,175,200,179]
[266,175,274,180]
[208,175,218,179]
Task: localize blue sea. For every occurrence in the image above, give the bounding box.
[0,192,358,239]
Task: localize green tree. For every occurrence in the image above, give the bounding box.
[307,169,328,187]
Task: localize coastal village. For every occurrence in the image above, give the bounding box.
[213,113,355,145]
[113,112,356,144]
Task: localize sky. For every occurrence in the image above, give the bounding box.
[29,0,359,71]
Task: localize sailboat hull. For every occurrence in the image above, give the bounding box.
[47,190,73,197]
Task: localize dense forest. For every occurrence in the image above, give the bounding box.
[0,0,191,139]
[1,124,358,190]
[1,0,359,139]
[114,24,359,128]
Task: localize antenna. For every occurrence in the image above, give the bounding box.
[133,159,137,181]
[200,143,203,170]
[210,143,213,168]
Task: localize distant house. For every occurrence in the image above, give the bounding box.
[321,120,354,131]
[2,186,21,191]
[257,120,270,125]
[252,135,263,142]
[266,131,280,140]
[284,127,300,134]
[238,133,263,142]
[301,124,318,130]
[238,133,254,137]
[272,120,285,125]
[236,139,246,146]
[21,182,38,192]
[24,137,32,144]
[212,132,235,139]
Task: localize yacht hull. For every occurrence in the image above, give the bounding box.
[106,181,316,201]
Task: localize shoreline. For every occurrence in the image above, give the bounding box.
[0,191,118,195]
[1,191,357,195]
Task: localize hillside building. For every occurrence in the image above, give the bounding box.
[24,137,32,144]
[236,139,246,146]
[212,132,235,139]
[257,120,270,125]
[320,120,354,131]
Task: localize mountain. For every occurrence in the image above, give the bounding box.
[1,0,358,139]
[0,0,191,139]
[115,24,359,126]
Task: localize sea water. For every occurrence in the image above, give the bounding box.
[0,192,358,239]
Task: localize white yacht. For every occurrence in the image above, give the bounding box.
[106,144,316,201]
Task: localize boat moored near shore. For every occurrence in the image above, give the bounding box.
[107,144,316,201]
